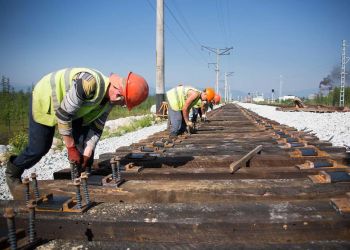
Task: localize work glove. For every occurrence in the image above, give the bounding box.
[201,114,209,122]
[82,155,94,173]
[186,121,195,134]
[187,121,194,127]
[82,155,90,168]
[67,145,82,165]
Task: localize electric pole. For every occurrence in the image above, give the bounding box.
[156,0,165,113]
[279,75,283,103]
[228,84,231,102]
[224,72,234,102]
[339,40,349,107]
[201,46,233,94]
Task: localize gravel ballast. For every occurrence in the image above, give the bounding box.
[238,103,350,147]
[0,119,167,200]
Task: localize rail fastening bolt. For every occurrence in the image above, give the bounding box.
[80,172,90,205]
[73,178,83,209]
[115,156,122,181]
[110,157,117,181]
[31,173,40,200]
[70,161,77,181]
[4,207,17,250]
[27,201,36,243]
[23,177,30,205]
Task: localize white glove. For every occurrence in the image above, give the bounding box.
[187,121,194,128]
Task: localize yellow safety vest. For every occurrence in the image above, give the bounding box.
[32,68,110,126]
[166,86,201,111]
[193,99,202,109]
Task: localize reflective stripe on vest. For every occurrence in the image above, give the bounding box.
[32,68,109,126]
[49,68,106,112]
[49,71,58,112]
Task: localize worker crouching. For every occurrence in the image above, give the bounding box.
[166,85,215,138]
[5,68,149,196]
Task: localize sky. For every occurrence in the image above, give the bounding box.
[0,0,350,98]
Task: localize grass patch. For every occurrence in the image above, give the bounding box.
[108,96,155,119]
[8,131,28,155]
[0,94,155,144]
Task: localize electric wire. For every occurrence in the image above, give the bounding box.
[146,0,202,64]
[164,1,208,64]
[216,0,229,47]
[170,0,208,63]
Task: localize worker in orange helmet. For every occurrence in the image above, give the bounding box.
[191,93,221,123]
[213,94,221,105]
[166,86,215,137]
[5,68,149,195]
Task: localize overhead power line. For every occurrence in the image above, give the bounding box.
[201,46,233,93]
[216,0,229,46]
[146,0,200,63]
[164,1,208,64]
[171,1,203,48]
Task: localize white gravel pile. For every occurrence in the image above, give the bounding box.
[238,102,350,147]
[104,115,148,131]
[0,117,167,200]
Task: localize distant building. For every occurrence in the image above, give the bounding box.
[279,95,296,101]
[308,93,317,100]
[253,96,265,102]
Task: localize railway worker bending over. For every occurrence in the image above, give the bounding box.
[213,94,221,106]
[191,93,221,123]
[166,85,215,138]
[5,68,149,195]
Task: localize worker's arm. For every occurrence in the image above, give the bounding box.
[82,106,112,158]
[56,73,97,162]
[201,102,208,118]
[182,90,200,125]
[209,102,213,110]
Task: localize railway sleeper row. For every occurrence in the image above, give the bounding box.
[1,103,350,249]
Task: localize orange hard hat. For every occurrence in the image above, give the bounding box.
[123,72,149,110]
[204,87,215,102]
[213,94,221,104]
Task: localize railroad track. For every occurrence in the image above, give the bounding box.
[1,103,350,249]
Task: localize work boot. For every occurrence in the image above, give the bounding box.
[5,155,24,196]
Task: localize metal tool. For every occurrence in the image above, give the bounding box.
[230,145,263,174]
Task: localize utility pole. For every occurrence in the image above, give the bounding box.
[279,75,283,103]
[339,40,349,107]
[156,0,165,113]
[224,72,234,102]
[228,84,231,102]
[202,46,233,94]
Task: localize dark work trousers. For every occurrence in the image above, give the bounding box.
[168,106,187,136]
[191,107,202,123]
[13,98,55,170]
[13,98,94,170]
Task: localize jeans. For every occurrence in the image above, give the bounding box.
[13,97,95,170]
[13,99,55,170]
[168,106,187,136]
[191,108,202,122]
